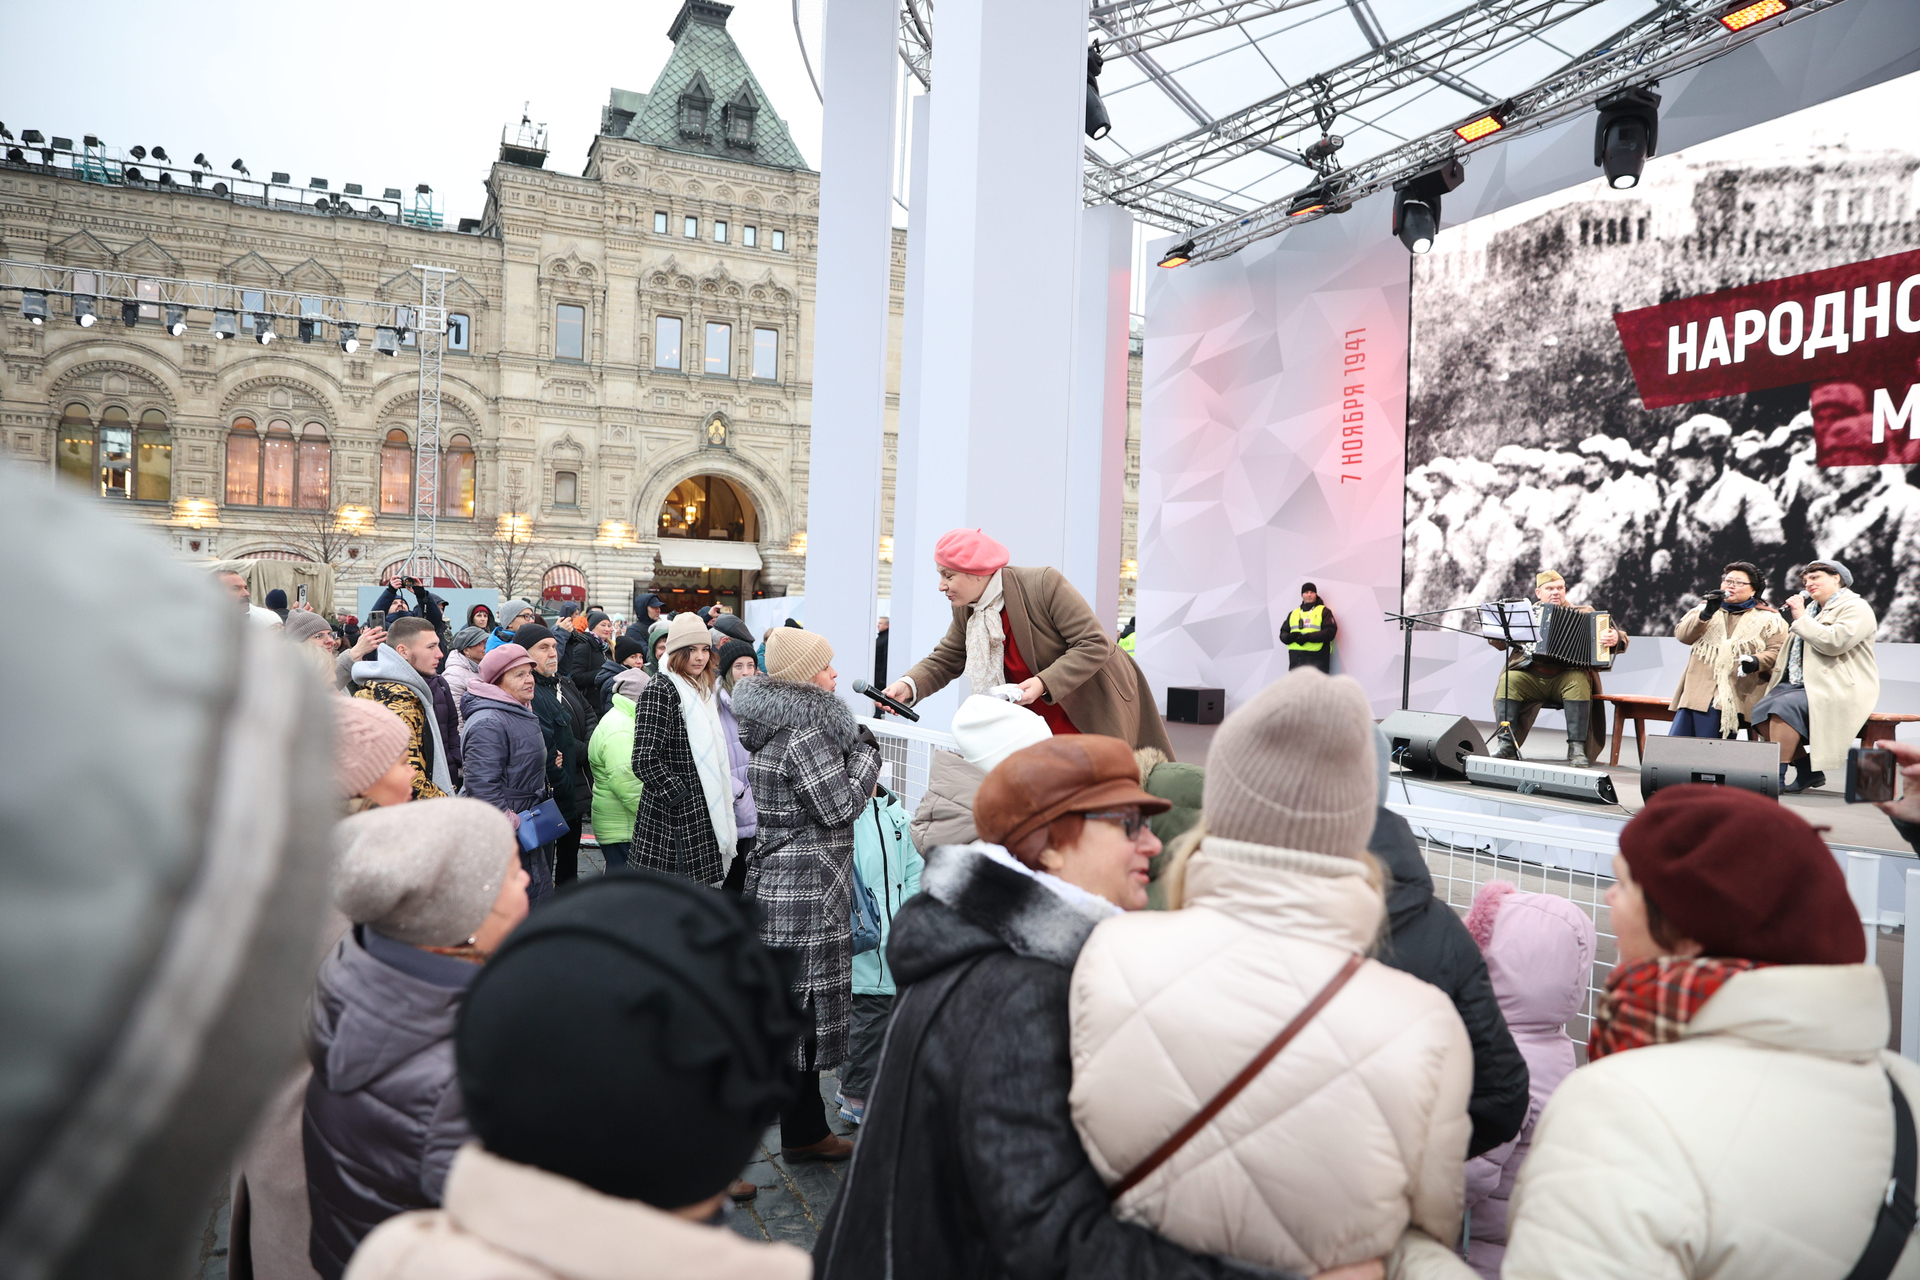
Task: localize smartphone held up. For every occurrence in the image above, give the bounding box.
[1846,746,1897,804]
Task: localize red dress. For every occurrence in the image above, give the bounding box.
[1001,608,1079,736]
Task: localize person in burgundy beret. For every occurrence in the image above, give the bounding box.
[1504,784,1912,1278]
[881,528,1172,753]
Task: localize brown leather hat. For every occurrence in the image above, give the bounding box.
[974,735,1170,856]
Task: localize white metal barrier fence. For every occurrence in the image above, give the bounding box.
[859,716,957,818]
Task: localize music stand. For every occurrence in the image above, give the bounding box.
[1381,598,1538,711]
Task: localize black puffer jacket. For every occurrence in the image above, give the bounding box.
[302,927,474,1280]
[814,843,1295,1280]
[1369,807,1530,1158]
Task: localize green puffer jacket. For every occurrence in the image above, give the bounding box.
[852,787,922,996]
[587,693,643,844]
[1137,748,1204,910]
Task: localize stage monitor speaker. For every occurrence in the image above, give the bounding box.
[1380,710,1486,778]
[1167,686,1224,725]
[1640,735,1780,801]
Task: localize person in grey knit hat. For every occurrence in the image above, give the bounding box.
[1065,667,1478,1277]
[303,798,529,1279]
[444,625,492,724]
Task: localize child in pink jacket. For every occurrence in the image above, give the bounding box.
[1460,881,1596,1278]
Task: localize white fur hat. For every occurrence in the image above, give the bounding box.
[951,695,1052,773]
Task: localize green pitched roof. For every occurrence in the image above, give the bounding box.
[605,1,812,173]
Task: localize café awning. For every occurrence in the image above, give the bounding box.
[655,539,763,571]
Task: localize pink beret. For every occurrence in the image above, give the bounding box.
[478,643,535,685]
[934,528,1011,576]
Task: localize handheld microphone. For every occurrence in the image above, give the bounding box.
[852,678,920,722]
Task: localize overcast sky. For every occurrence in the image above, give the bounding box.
[1,0,828,225]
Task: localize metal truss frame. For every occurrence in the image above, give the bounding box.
[407,266,453,583]
[1179,0,1843,262]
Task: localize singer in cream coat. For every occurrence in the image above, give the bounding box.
[1068,838,1475,1278]
[1761,585,1880,774]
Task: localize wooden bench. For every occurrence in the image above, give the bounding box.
[1596,693,1920,766]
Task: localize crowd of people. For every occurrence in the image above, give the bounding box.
[18,476,1916,1280]
[1405,400,1920,639]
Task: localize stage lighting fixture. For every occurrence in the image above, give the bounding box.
[232,159,249,176]
[1085,45,1112,141]
[74,295,97,327]
[82,135,99,149]
[122,301,139,327]
[151,145,169,162]
[1288,187,1330,218]
[5,149,22,164]
[1392,157,1465,254]
[1718,0,1789,31]
[1594,86,1661,189]
[1453,104,1510,143]
[130,145,146,160]
[374,326,398,356]
[25,130,46,145]
[22,290,48,324]
[1159,240,1195,268]
[158,173,175,186]
[212,309,237,340]
[1464,755,1618,804]
[271,171,290,185]
[416,183,432,195]
[190,170,202,186]
[298,318,316,343]
[166,305,187,336]
[255,315,276,345]
[50,137,71,151]
[123,167,143,182]
[194,152,210,168]
[339,323,360,354]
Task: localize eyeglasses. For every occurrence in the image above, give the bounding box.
[1719,577,1752,586]
[1082,808,1145,839]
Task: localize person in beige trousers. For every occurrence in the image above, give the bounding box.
[1069,669,1476,1279]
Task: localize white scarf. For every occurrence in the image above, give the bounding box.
[1687,604,1779,738]
[669,670,737,861]
[964,570,1009,695]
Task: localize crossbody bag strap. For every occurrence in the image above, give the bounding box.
[1110,950,1365,1202]
[1844,1069,1918,1280]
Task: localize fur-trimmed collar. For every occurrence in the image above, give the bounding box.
[916,842,1112,970]
[731,675,858,752]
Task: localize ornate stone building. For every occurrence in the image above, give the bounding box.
[0,0,908,616]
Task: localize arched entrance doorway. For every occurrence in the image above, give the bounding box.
[652,474,762,613]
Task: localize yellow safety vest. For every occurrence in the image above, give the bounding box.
[1118,632,1136,654]
[1285,604,1328,652]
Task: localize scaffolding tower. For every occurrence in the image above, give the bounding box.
[408,265,452,583]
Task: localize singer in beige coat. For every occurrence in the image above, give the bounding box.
[1754,571,1880,775]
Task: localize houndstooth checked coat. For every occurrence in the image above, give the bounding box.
[628,673,727,885]
[731,676,882,1070]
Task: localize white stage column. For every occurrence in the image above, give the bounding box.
[915,0,1089,567]
[1064,203,1133,631]
[804,0,897,708]
[889,93,935,683]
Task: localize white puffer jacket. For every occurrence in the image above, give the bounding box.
[1506,964,1920,1279]
[1069,837,1475,1276]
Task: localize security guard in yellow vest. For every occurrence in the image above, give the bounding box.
[1280,583,1336,673]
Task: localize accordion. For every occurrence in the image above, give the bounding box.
[1529,604,1615,670]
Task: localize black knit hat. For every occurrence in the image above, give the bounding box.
[513,622,556,652]
[614,635,646,664]
[456,873,802,1208]
[716,638,757,686]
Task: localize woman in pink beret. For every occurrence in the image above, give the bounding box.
[881,529,1173,752]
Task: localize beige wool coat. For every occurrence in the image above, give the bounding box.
[1668,604,1787,725]
[902,566,1173,754]
[1505,965,1920,1279]
[344,1144,811,1280]
[1068,841,1473,1278]
[1762,588,1881,773]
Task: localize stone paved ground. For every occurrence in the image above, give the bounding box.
[196,838,851,1276]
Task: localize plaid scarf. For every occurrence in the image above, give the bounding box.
[1588,956,1770,1061]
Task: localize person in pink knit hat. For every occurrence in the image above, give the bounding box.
[334,695,415,812]
[882,528,1172,752]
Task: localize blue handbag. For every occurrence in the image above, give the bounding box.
[515,798,569,852]
[850,852,883,955]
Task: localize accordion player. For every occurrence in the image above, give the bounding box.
[1486,570,1628,767]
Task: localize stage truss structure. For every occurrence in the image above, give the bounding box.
[406,265,453,584]
[896,0,1849,246]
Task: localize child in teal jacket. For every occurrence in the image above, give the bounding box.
[839,785,921,1123]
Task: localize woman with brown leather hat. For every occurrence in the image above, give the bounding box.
[816,734,1295,1280]
[1504,784,1910,1279]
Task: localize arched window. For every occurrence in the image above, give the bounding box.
[541,563,587,604]
[658,475,756,541]
[297,423,331,510]
[98,407,133,498]
[56,404,95,489]
[225,418,261,505]
[261,419,296,507]
[443,434,476,518]
[380,428,413,514]
[136,409,171,502]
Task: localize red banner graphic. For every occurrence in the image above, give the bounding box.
[1614,248,1920,465]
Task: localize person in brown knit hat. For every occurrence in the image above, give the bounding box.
[1066,667,1476,1277]
[1504,785,1906,1278]
[333,694,413,810]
